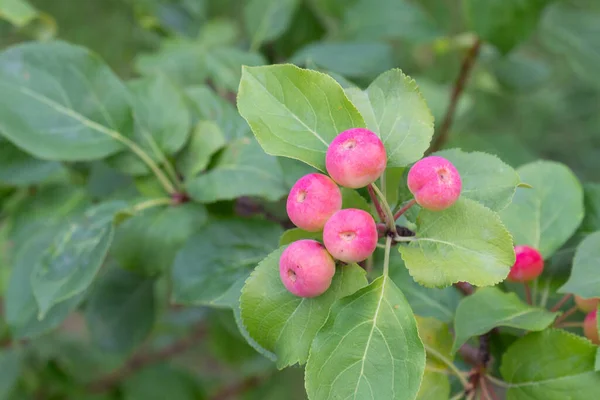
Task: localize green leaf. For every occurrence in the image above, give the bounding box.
[464,0,552,53]
[279,228,322,246]
[540,4,600,88]
[291,42,394,79]
[85,267,156,353]
[237,64,365,171]
[500,329,600,399]
[305,276,425,400]
[433,149,521,211]
[500,161,584,258]
[186,138,287,203]
[172,219,282,307]
[345,69,434,168]
[0,348,22,400]
[581,184,600,234]
[416,317,453,400]
[400,198,515,287]
[204,47,266,92]
[122,364,202,400]
[5,230,86,339]
[389,253,461,323]
[186,85,250,140]
[341,188,371,213]
[177,121,226,179]
[0,0,37,27]
[244,0,299,50]
[0,139,64,186]
[452,287,558,353]
[31,201,126,318]
[559,231,600,299]
[595,348,600,372]
[112,203,208,275]
[340,0,440,43]
[240,247,368,368]
[0,41,133,161]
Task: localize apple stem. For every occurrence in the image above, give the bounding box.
[393,198,417,221]
[481,377,500,400]
[524,282,533,305]
[550,293,573,312]
[367,184,387,224]
[553,305,579,327]
[383,235,392,276]
[369,184,398,235]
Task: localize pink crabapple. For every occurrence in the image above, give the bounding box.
[583,310,599,345]
[286,173,342,232]
[575,296,600,313]
[506,245,544,283]
[279,239,336,298]
[407,156,462,211]
[325,128,387,188]
[323,208,378,263]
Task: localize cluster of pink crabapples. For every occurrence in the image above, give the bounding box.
[278,128,599,345]
[279,128,462,297]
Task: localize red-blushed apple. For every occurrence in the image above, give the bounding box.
[407,156,462,211]
[279,240,336,298]
[583,310,599,345]
[286,173,342,232]
[325,128,386,188]
[323,208,377,263]
[506,245,544,283]
[575,295,600,313]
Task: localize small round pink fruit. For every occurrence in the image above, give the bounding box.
[286,173,342,232]
[323,209,377,263]
[279,240,336,298]
[583,311,599,345]
[506,245,544,283]
[407,156,462,211]
[575,295,600,313]
[325,128,386,188]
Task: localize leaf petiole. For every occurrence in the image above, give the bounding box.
[369,183,397,234]
[383,235,392,276]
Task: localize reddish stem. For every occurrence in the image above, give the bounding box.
[430,39,482,152]
[393,199,417,221]
[481,377,499,400]
[550,293,572,312]
[553,305,579,327]
[367,184,387,224]
[524,282,532,305]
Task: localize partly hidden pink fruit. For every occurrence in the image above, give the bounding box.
[279,239,336,298]
[286,173,342,232]
[506,245,544,283]
[323,208,377,263]
[407,156,462,211]
[583,310,599,345]
[326,128,386,188]
[575,295,600,313]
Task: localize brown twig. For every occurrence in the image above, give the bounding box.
[454,282,475,296]
[555,322,584,329]
[429,39,482,152]
[210,376,267,400]
[87,324,207,393]
[551,293,572,312]
[553,305,579,327]
[235,197,294,229]
[367,184,387,223]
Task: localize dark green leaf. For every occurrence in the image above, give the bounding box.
[452,287,559,352]
[172,219,282,308]
[85,267,156,353]
[177,121,226,179]
[237,64,365,171]
[0,41,133,160]
[187,138,287,203]
[31,201,126,318]
[416,317,453,400]
[122,364,203,400]
[241,247,368,368]
[580,184,600,234]
[500,329,600,399]
[0,139,64,186]
[0,348,22,399]
[112,203,208,275]
[464,0,552,53]
[244,0,299,50]
[279,228,322,246]
[305,276,425,400]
